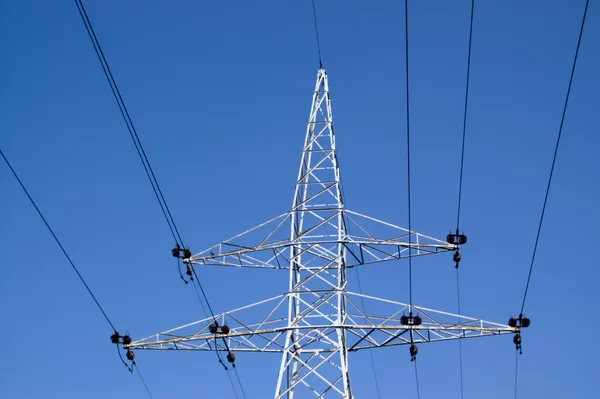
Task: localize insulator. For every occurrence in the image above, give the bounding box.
[110,332,120,344]
[453,252,461,263]
[401,314,421,326]
[186,265,193,277]
[183,249,192,259]
[513,334,522,345]
[172,247,180,257]
[209,322,219,334]
[410,344,418,357]
[508,316,531,328]
[126,350,135,361]
[227,352,236,363]
[446,232,467,245]
[221,325,230,335]
[122,335,132,345]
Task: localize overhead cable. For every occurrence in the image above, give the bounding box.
[0,148,155,398]
[454,1,476,398]
[73,0,183,246]
[310,0,324,67]
[515,1,589,397]
[519,0,590,315]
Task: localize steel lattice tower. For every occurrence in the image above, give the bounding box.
[127,68,519,398]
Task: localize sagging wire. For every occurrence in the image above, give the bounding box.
[400,2,422,396]
[451,1,476,397]
[513,0,590,397]
[73,1,247,395]
[73,0,184,247]
[310,0,324,68]
[1,148,154,398]
[339,161,383,399]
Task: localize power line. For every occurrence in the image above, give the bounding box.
[519,0,590,316]
[234,368,248,399]
[226,369,241,399]
[135,363,156,399]
[455,0,475,232]
[403,2,422,395]
[339,167,383,398]
[73,0,183,247]
[454,1,476,397]
[1,149,155,398]
[404,0,413,311]
[354,268,382,399]
[339,161,383,399]
[414,359,422,399]
[73,2,248,396]
[190,269,248,399]
[310,0,324,68]
[0,148,116,332]
[514,2,589,397]
[73,0,223,346]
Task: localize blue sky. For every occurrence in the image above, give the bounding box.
[1,0,599,398]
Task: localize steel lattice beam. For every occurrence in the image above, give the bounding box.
[131,68,516,398]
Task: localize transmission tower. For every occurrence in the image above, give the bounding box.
[127,68,519,398]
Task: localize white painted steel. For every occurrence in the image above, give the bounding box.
[130,69,517,398]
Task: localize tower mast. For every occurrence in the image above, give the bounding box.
[276,67,351,397]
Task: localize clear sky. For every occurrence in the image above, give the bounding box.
[1,0,599,398]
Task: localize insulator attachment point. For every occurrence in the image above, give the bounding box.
[513,333,523,354]
[209,321,219,334]
[221,324,230,335]
[183,249,192,259]
[172,243,182,257]
[227,352,236,363]
[409,344,418,361]
[126,349,135,361]
[186,265,193,277]
[453,251,461,268]
[401,314,422,326]
[110,332,120,344]
[447,232,467,245]
[508,316,531,328]
[122,335,132,346]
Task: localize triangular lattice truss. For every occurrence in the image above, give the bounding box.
[128,69,519,398]
[186,209,453,270]
[129,292,515,353]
